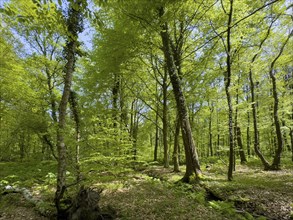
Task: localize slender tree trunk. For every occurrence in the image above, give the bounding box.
[247,21,277,170]
[130,99,139,160]
[217,134,220,156]
[225,0,234,181]
[247,110,251,157]
[208,104,213,157]
[170,21,184,169]
[159,7,201,182]
[154,83,160,161]
[55,1,83,214]
[236,126,247,164]
[173,114,180,172]
[217,110,220,157]
[112,73,120,128]
[154,117,159,161]
[43,49,58,160]
[249,70,270,169]
[132,115,139,161]
[20,131,25,161]
[69,91,81,182]
[42,134,58,160]
[45,66,58,123]
[290,128,293,162]
[234,79,247,164]
[269,32,291,169]
[289,76,293,162]
[163,67,169,168]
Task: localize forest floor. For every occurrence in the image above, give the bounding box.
[0,157,292,220]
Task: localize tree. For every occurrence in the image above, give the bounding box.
[54,0,85,214]
[159,6,202,181]
[269,31,292,170]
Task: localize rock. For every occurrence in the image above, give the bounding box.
[5,185,13,190]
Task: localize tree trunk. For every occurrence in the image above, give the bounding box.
[162,67,169,168]
[42,134,58,160]
[249,70,270,170]
[247,111,251,157]
[154,120,159,161]
[19,131,25,161]
[69,91,81,182]
[55,1,83,215]
[217,110,220,157]
[112,73,120,128]
[209,104,213,157]
[236,126,247,164]
[173,115,180,172]
[159,7,201,181]
[290,129,293,162]
[153,84,160,161]
[132,115,139,161]
[234,79,246,164]
[269,32,291,169]
[45,66,58,123]
[247,21,276,170]
[130,99,139,161]
[120,78,128,129]
[225,0,234,181]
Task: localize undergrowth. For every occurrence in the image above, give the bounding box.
[0,156,292,219]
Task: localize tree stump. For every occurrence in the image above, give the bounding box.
[67,186,114,220]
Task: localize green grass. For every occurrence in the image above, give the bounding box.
[0,160,57,187]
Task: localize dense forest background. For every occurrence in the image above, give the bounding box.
[0,0,292,219]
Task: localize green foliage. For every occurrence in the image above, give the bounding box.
[0,0,292,218]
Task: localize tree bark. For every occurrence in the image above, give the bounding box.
[159,7,201,181]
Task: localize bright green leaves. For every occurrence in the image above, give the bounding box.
[3,0,65,39]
